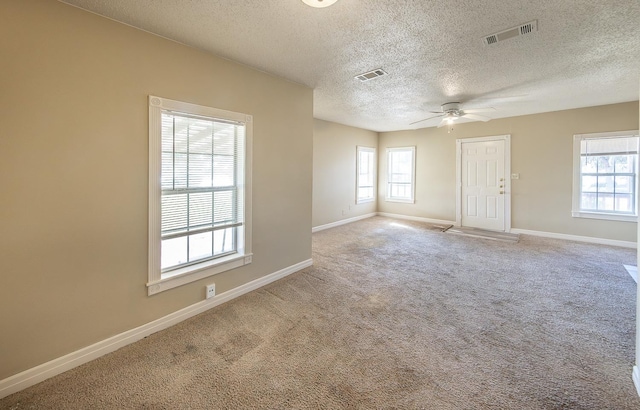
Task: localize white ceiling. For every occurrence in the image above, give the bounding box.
[60,0,640,132]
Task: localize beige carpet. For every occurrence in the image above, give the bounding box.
[2,216,639,409]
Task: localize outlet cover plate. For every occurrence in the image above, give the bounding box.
[206,284,216,299]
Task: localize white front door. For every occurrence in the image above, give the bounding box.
[457,136,510,232]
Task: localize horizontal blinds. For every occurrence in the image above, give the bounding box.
[161,109,244,126]
[161,112,244,240]
[581,136,639,156]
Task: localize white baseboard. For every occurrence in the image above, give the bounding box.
[634,366,640,397]
[376,212,455,226]
[312,213,377,233]
[0,258,313,400]
[510,228,636,249]
[315,213,637,249]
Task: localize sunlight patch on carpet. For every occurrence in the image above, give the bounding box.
[624,265,637,283]
[444,226,519,242]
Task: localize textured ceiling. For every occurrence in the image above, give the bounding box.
[60,0,640,132]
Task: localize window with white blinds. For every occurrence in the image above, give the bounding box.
[160,112,244,270]
[572,130,639,222]
[356,146,376,204]
[148,96,252,295]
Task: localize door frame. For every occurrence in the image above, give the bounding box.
[455,134,512,232]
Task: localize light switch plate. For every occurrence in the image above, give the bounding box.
[511,173,520,180]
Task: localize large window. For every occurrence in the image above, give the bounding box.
[386,146,416,203]
[148,96,252,295]
[356,146,376,204]
[572,130,639,222]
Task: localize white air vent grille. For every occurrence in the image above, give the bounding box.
[355,68,388,82]
[483,20,538,45]
[520,22,535,35]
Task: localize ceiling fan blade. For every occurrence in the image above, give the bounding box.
[409,114,444,125]
[437,118,449,128]
[462,113,491,122]
[471,94,528,103]
[462,107,496,114]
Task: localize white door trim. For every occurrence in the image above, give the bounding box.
[456,135,511,232]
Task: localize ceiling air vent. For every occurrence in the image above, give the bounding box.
[355,68,388,82]
[483,20,538,45]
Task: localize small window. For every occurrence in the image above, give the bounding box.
[572,130,639,222]
[148,96,252,295]
[386,146,416,203]
[356,146,376,204]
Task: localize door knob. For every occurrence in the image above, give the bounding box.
[499,191,504,194]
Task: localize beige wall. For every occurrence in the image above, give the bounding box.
[0,0,313,380]
[312,119,378,228]
[1,0,636,386]
[379,102,639,242]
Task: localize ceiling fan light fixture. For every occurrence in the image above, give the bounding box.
[302,0,339,8]
[410,101,493,127]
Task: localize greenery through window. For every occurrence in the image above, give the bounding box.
[580,151,636,214]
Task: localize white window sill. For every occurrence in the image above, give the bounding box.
[147,252,253,295]
[357,198,375,204]
[385,198,415,204]
[572,211,638,223]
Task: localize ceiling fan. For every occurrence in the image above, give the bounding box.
[410,102,495,128]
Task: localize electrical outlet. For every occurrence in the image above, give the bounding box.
[511,173,520,180]
[206,284,216,299]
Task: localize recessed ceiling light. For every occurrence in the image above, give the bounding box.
[302,0,339,8]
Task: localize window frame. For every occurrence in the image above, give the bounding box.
[148,96,253,296]
[356,146,376,204]
[385,146,416,203]
[572,130,639,222]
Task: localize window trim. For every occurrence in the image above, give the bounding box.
[572,130,639,223]
[148,96,253,296]
[385,146,416,204]
[356,146,376,204]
